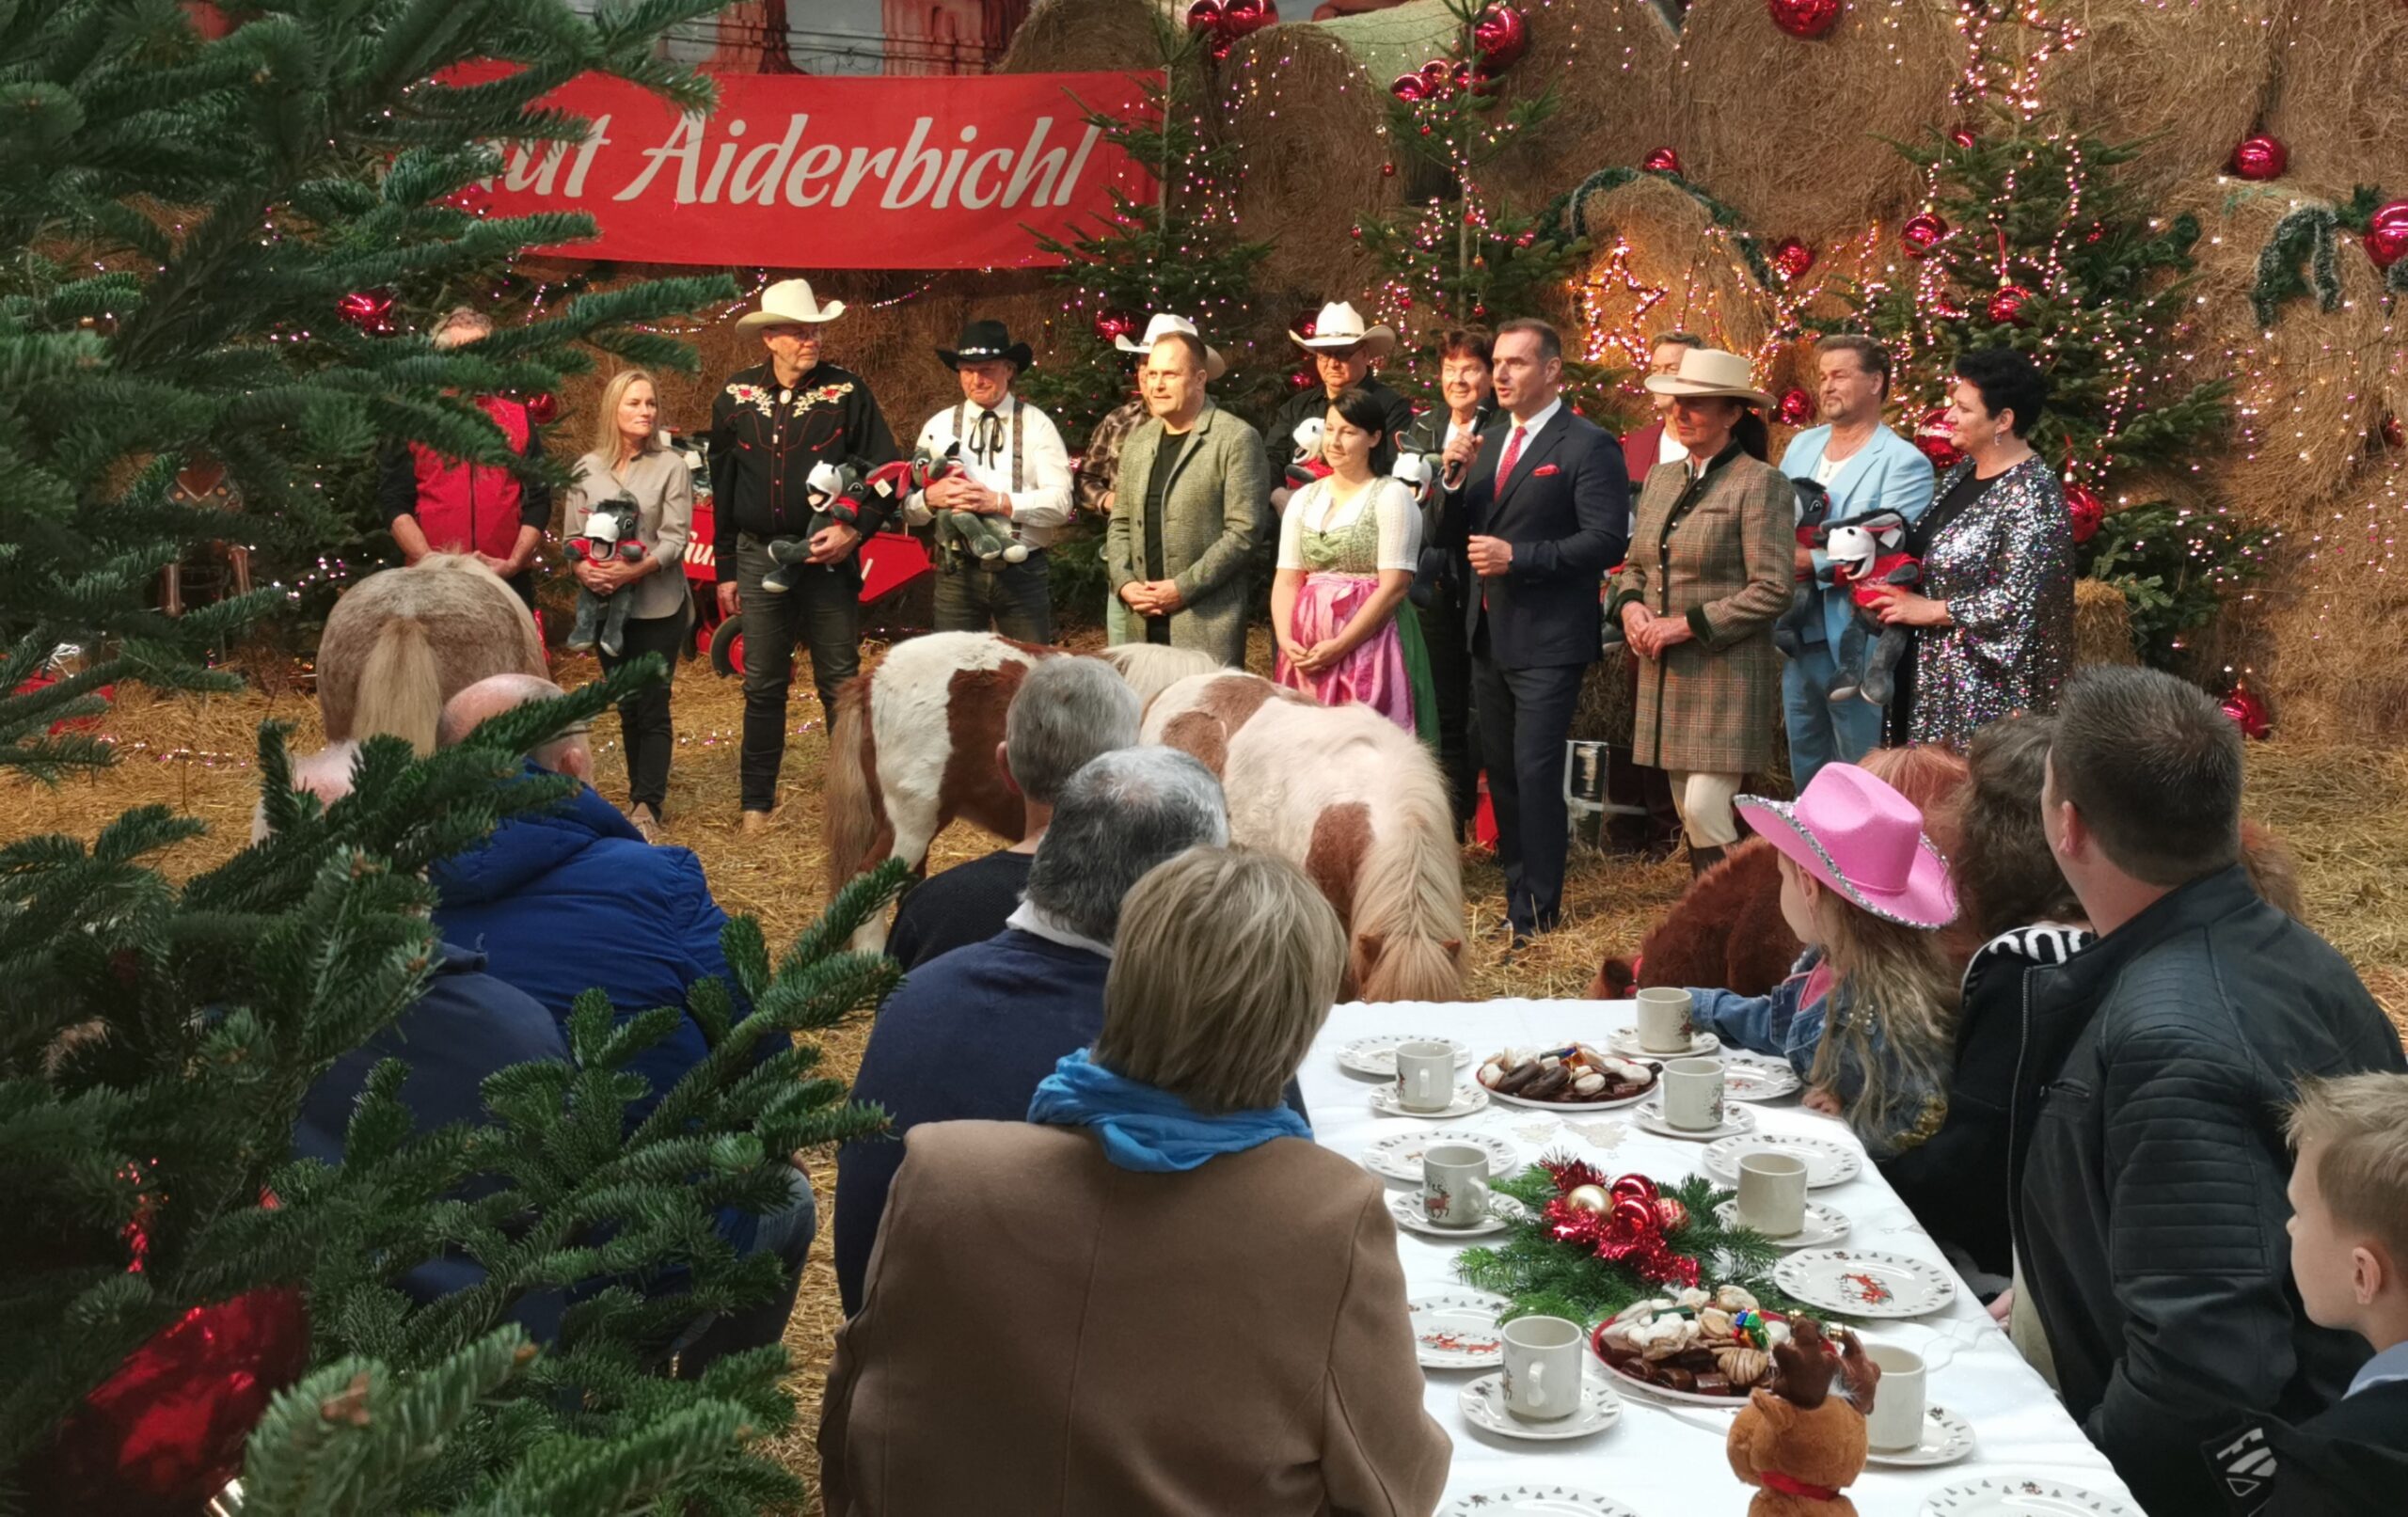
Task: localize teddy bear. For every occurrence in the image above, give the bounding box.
[562,494,646,656]
[1771,477,1835,659]
[1725,1318,1881,1517]
[1820,507,1924,706]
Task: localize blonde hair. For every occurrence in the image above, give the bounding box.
[2287,1073,2408,1266]
[591,369,667,466]
[1094,846,1345,1114]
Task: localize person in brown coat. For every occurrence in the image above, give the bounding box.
[817,845,1450,1517]
[1610,347,1793,875]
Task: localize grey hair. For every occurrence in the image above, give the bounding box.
[1024,747,1228,942]
[436,672,584,772]
[1006,657,1142,806]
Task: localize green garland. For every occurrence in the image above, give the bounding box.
[2251,185,2408,325]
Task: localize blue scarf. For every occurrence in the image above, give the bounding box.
[1027,1049,1309,1173]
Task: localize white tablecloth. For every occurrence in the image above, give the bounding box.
[1304,999,2136,1516]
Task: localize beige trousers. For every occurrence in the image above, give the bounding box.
[1666,768,1744,847]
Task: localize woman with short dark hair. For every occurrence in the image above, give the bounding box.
[1870,347,2074,748]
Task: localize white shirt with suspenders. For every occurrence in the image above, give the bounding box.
[902,393,1074,554]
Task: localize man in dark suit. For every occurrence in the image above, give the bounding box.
[1446,317,1630,942]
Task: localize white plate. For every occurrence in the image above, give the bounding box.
[1720,1051,1803,1102]
[1458,1369,1623,1441]
[1438,1486,1640,1517]
[1919,1476,2141,1516]
[1701,1132,1863,1189]
[1866,1403,1976,1468]
[1386,1189,1526,1240]
[1607,1026,1721,1058]
[1631,1095,1757,1141]
[1339,1035,1474,1079]
[1482,1073,1657,1112]
[1776,1247,1958,1319]
[1714,1198,1853,1250]
[1369,1082,1491,1119]
[1407,1290,1512,1368]
[1362,1130,1519,1183]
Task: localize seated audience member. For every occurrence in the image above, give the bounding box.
[885,655,1142,970]
[1684,763,1960,1162]
[833,745,1233,1315]
[2018,667,2406,1515]
[818,846,1450,1515]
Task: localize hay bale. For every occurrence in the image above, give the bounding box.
[1568,174,1780,362]
[2263,0,2408,196]
[1217,24,1398,299]
[998,0,1166,73]
[1317,0,1465,91]
[2073,576,2141,668]
[2257,451,2408,743]
[1670,0,1963,247]
[1485,0,1684,212]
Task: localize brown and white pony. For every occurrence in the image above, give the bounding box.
[316,553,546,754]
[1142,670,1467,1003]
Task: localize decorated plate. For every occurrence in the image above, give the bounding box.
[1362,1130,1519,1184]
[1437,1487,1640,1517]
[1406,1290,1512,1369]
[1458,1369,1624,1441]
[1701,1132,1863,1189]
[1338,1035,1475,1079]
[1919,1476,2141,1516]
[1369,1082,1491,1119]
[1776,1247,1958,1318]
[1589,1352,1755,1409]
[1483,1072,1656,1113]
[1386,1189,1525,1240]
[1631,1095,1757,1141]
[1720,1051,1804,1102]
[1713,1198,1852,1250]
[1866,1403,1976,1468]
[1607,1027,1721,1059]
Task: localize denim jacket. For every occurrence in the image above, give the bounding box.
[1688,949,1939,1159]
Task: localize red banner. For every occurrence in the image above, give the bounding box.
[472,70,1160,270]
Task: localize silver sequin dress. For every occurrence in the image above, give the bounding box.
[1907,455,2076,748]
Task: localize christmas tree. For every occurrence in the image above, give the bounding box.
[1838,126,2268,667]
[2,3,895,1509]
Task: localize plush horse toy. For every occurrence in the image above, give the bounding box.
[1771,477,1834,659]
[1822,507,1923,705]
[1726,1319,1880,1517]
[1284,416,1332,493]
[562,494,647,656]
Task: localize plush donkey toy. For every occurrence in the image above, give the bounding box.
[1726,1319,1881,1517]
[1284,416,1332,493]
[562,495,646,656]
[1771,477,1834,659]
[1821,507,1924,706]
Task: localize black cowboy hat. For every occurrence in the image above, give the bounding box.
[936,319,1034,372]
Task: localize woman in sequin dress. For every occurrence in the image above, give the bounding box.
[1869,349,2074,749]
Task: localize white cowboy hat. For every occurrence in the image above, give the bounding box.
[737,277,847,331]
[1291,301,1398,359]
[1115,312,1228,381]
[1642,347,1774,408]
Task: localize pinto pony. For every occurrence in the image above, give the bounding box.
[1142,671,1466,1003]
[316,554,546,754]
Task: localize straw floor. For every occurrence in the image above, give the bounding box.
[9,644,2407,1507]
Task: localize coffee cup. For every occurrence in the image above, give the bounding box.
[1394,1040,1457,1114]
[1662,1056,1725,1130]
[1861,1342,1926,1451]
[1421,1143,1490,1228]
[1501,1315,1585,1419]
[1735,1151,1809,1237]
[1634,987,1694,1053]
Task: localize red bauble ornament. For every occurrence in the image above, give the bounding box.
[1772,237,1815,281]
[1223,0,1273,36]
[1390,72,1426,103]
[1948,125,1977,150]
[1092,308,1140,344]
[336,288,395,335]
[1381,161,1397,177]
[1778,387,1815,427]
[34,1288,309,1515]
[2066,482,2105,545]
[1418,58,1457,99]
[2222,686,2272,740]
[2229,133,2288,182]
[1768,0,1844,40]
[1641,146,1682,175]
[2381,413,2405,450]
[1289,371,1315,389]
[1988,283,2032,324]
[1914,403,1963,467]
[523,390,559,426]
[1900,213,1948,259]
[1184,0,1225,39]
[1655,1195,1691,1235]
[1608,1173,1658,1207]
[2365,200,2408,270]
[1605,1195,1659,1243]
[1472,3,1531,71]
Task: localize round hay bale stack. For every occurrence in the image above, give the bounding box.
[1567,174,1780,363]
[2257,451,2408,743]
[2073,577,2141,669]
[1482,0,1684,212]
[1217,24,1397,299]
[2263,0,2408,197]
[1671,0,1963,247]
[998,0,1166,73]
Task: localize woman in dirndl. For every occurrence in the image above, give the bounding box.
[1270,387,1436,739]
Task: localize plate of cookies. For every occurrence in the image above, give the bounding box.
[1475,1045,1659,1111]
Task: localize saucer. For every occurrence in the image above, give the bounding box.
[1701,1132,1863,1189]
[1720,1051,1803,1101]
[1407,1290,1512,1368]
[1865,1403,1976,1468]
[1632,1095,1756,1141]
[1713,1198,1852,1250]
[1607,1027,1720,1059]
[1775,1247,1958,1319]
[1338,1035,1474,1079]
[1387,1189,1524,1240]
[1437,1487,1640,1517]
[1458,1369,1623,1441]
[1362,1129,1518,1183]
[1370,1082,1491,1119]
[1919,1475,2140,1516]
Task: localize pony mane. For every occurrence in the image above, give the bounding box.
[1346,726,1466,1003]
[1095,643,1222,713]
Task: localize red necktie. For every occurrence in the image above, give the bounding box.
[1497,424,1527,491]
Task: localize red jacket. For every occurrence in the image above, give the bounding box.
[380,396,549,561]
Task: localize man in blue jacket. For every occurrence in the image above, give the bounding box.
[1776,335,1934,790]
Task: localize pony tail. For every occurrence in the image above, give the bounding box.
[822,674,885,898]
[1353,770,1467,1003]
[350,616,443,755]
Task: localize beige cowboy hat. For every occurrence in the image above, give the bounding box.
[1642,346,1774,408]
[1291,300,1398,359]
[737,277,847,331]
[1115,312,1228,381]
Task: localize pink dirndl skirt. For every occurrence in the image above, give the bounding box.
[1275,573,1417,735]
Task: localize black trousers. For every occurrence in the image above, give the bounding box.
[932,550,1053,642]
[1472,652,1587,937]
[1415,588,1479,830]
[736,535,860,814]
[596,607,684,814]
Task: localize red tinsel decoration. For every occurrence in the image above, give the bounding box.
[2066,482,2105,544]
[1778,387,1814,427]
[1532,1163,1702,1284]
[1767,0,1844,40]
[1772,238,1815,281]
[1641,147,1682,175]
[2229,133,2287,182]
[2366,201,2408,271]
[1900,213,1948,259]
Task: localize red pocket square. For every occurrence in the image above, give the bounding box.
[1530,463,1560,477]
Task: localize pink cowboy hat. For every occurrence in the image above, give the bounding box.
[1735,763,1957,928]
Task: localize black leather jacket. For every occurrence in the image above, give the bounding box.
[2015,865,2404,1515]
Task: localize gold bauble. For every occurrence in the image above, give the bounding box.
[1565,1184,1610,1213]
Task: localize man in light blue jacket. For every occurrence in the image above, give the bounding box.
[1777,335,1935,788]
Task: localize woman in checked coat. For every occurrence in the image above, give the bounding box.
[1609,348,1794,874]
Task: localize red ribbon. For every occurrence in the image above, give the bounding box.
[1760,1471,1843,1503]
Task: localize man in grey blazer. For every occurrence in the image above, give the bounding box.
[1104,327,1268,667]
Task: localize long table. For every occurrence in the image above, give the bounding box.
[1304,999,2137,1515]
